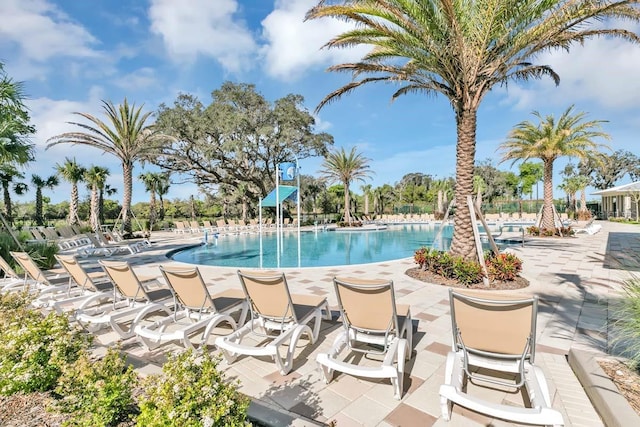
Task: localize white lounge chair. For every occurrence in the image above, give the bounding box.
[215,270,330,375]
[135,266,248,350]
[439,289,564,426]
[52,254,114,312]
[0,254,27,293]
[9,251,81,308]
[74,260,173,339]
[316,277,413,399]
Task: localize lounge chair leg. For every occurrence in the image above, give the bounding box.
[440,396,453,421]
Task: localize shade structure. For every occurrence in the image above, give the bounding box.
[261,185,298,207]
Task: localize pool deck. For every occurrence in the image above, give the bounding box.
[82,220,639,426]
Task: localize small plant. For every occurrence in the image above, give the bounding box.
[52,347,138,427]
[137,350,249,427]
[485,252,523,281]
[452,257,484,286]
[611,276,640,370]
[0,297,90,395]
[413,247,428,269]
[26,242,60,269]
[526,226,540,236]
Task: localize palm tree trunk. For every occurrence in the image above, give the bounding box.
[580,188,587,212]
[148,192,157,231]
[35,188,43,226]
[2,182,13,224]
[122,162,133,234]
[344,184,351,224]
[541,160,555,230]
[90,185,100,233]
[69,183,79,225]
[450,108,478,261]
[364,193,369,215]
[159,195,165,221]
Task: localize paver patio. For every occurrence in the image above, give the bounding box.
[83,220,638,426]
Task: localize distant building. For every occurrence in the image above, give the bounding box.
[592,182,640,219]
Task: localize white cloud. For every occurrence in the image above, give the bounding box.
[148,0,257,72]
[19,90,124,203]
[501,36,640,111]
[113,67,158,91]
[260,0,370,80]
[0,0,99,62]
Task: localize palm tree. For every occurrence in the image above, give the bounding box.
[318,147,373,225]
[55,157,86,225]
[499,106,609,231]
[155,173,170,221]
[0,165,26,224]
[361,184,372,216]
[31,174,59,226]
[84,166,110,233]
[306,0,640,260]
[46,99,170,235]
[1,63,35,162]
[138,171,165,230]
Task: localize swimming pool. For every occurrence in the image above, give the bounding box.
[171,223,457,268]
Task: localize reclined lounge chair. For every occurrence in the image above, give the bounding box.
[0,254,27,293]
[10,251,81,308]
[135,266,248,350]
[75,260,173,339]
[53,254,114,312]
[215,270,330,375]
[439,289,564,426]
[316,277,413,399]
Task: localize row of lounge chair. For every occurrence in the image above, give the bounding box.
[0,252,564,426]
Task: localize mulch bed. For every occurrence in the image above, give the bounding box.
[405,267,530,290]
[599,359,640,416]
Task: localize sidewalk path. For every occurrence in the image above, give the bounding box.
[90,220,638,426]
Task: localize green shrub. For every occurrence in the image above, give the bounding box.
[26,242,60,270]
[52,347,138,427]
[136,350,249,427]
[0,297,90,395]
[485,252,523,281]
[434,251,454,278]
[611,277,640,370]
[413,247,428,268]
[452,257,484,285]
[526,226,540,236]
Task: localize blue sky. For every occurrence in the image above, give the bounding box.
[2,0,640,205]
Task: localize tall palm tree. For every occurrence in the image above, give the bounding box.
[138,171,165,230]
[55,157,86,225]
[319,147,373,225]
[84,166,110,233]
[0,165,26,224]
[46,99,170,235]
[306,0,640,260]
[31,174,59,226]
[1,63,35,162]
[361,184,372,216]
[499,106,609,231]
[155,172,170,221]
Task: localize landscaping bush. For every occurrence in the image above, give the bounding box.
[26,242,60,269]
[611,276,640,370]
[136,350,249,427]
[485,252,523,281]
[52,347,138,427]
[413,248,484,285]
[452,257,484,286]
[0,292,90,395]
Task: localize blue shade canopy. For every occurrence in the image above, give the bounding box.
[261,185,298,207]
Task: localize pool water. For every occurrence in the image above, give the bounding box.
[171,224,456,268]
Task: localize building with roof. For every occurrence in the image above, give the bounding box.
[592,181,640,219]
